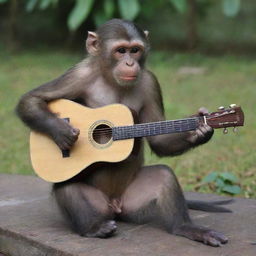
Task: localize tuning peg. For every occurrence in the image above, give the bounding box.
[223,128,228,134]
[229,104,237,108]
[218,106,225,110]
[233,127,238,133]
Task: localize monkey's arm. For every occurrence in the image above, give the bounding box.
[16,68,84,150]
[148,127,213,157]
[141,72,213,157]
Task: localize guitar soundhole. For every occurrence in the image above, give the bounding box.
[92,124,112,145]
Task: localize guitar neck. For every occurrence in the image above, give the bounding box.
[112,117,202,141]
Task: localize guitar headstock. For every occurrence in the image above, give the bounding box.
[206,104,244,131]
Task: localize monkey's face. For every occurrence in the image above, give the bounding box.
[86,29,148,87]
[107,40,145,87]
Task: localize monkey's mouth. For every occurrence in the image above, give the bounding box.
[119,76,137,81]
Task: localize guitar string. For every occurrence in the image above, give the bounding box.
[92,120,199,137]
[93,118,199,130]
[75,112,236,137]
[91,117,201,134]
[91,113,227,136]
[92,121,198,134]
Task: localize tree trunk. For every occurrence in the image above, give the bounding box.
[186,0,198,50]
[7,0,18,50]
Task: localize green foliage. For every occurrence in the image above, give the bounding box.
[93,0,115,27]
[24,0,141,30]
[39,0,56,10]
[3,0,243,34]
[202,172,242,195]
[168,0,242,18]
[67,0,141,30]
[104,0,115,18]
[222,0,241,17]
[67,0,94,31]
[169,0,187,13]
[118,0,140,20]
[26,0,38,12]
[26,0,57,12]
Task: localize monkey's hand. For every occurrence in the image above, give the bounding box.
[186,107,214,146]
[49,119,80,150]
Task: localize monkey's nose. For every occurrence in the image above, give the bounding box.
[126,61,134,67]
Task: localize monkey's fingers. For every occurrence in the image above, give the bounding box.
[197,125,214,143]
[72,128,80,136]
[187,127,206,144]
[198,124,213,135]
[186,124,214,145]
[57,139,72,151]
[64,133,79,147]
[186,131,198,144]
[198,107,209,116]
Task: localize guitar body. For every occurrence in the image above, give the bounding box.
[30,99,134,183]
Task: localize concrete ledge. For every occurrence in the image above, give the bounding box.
[0,173,255,256]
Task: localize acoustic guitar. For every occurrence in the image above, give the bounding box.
[30,99,244,182]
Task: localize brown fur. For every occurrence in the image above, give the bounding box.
[16,19,227,246]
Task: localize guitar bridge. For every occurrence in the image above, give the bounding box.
[62,149,70,158]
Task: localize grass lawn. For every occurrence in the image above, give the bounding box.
[0,49,255,198]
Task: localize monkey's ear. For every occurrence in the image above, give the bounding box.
[86,31,99,56]
[144,30,149,38]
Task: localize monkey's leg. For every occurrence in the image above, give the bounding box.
[53,182,116,238]
[120,165,228,246]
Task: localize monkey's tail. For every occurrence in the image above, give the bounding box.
[186,199,233,213]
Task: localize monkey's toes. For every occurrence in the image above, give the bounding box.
[203,230,228,247]
[94,220,117,238]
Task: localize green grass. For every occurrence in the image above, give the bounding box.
[0,50,255,198]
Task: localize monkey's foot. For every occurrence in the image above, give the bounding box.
[86,220,117,238]
[174,224,228,247]
[199,230,228,246]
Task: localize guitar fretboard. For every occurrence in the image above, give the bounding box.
[112,117,201,141]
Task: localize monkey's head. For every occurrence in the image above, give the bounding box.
[86,19,149,87]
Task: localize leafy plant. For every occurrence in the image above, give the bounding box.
[222,0,241,17]
[25,0,58,12]
[169,0,241,17]
[169,0,187,13]
[118,0,140,20]
[25,0,141,31]
[202,171,242,195]
[67,0,95,31]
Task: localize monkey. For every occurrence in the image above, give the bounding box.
[16,19,229,246]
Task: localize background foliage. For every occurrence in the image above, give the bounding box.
[0,0,255,52]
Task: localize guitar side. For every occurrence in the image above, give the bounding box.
[30,99,134,183]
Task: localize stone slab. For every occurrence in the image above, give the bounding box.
[0,173,255,256]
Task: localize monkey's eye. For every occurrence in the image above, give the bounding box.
[130,47,140,54]
[117,48,126,54]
